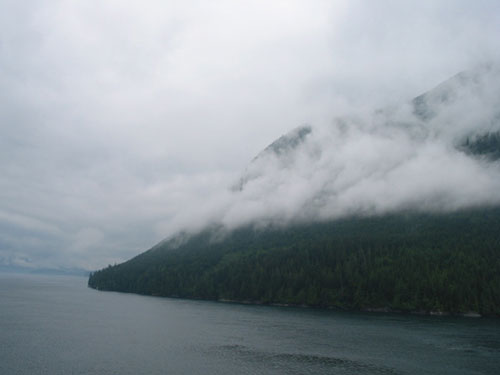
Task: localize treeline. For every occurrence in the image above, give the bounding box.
[88,208,500,316]
[463,130,500,160]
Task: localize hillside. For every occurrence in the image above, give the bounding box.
[89,65,500,316]
[89,208,500,316]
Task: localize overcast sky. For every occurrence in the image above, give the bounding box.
[1,0,500,270]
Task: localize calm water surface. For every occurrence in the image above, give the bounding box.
[0,273,499,374]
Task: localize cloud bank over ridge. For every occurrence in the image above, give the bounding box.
[166,64,500,235]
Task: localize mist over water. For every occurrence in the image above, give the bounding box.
[1,273,499,375]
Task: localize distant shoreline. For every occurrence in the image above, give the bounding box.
[0,268,90,277]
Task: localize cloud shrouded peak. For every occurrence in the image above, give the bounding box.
[181,64,500,233]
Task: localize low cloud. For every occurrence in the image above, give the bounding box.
[167,65,500,235]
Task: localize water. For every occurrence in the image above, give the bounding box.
[1,273,499,374]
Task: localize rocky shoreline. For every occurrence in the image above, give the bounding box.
[361,307,482,318]
[217,298,484,318]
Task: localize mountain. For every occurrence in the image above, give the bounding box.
[89,209,500,315]
[232,125,313,191]
[89,66,500,316]
[411,63,500,160]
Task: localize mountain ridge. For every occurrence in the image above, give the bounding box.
[88,66,500,316]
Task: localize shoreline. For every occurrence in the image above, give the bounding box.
[89,286,489,318]
[216,298,484,318]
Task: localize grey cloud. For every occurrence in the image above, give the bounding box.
[1,1,499,269]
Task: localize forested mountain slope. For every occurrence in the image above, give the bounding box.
[89,208,500,315]
[89,65,500,316]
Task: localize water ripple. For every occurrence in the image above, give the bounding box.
[212,344,402,374]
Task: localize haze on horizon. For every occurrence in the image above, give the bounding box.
[1,0,500,271]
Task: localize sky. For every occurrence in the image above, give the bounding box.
[1,0,500,270]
